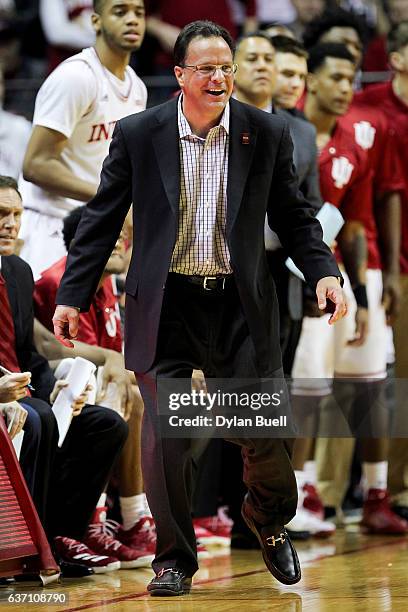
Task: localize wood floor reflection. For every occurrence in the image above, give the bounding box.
[2,528,408,612]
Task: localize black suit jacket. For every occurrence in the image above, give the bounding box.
[266,108,321,251]
[276,109,321,211]
[56,97,341,374]
[2,255,55,402]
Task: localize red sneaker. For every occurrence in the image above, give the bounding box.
[84,520,154,569]
[116,517,156,553]
[193,517,231,547]
[54,536,120,573]
[361,489,408,535]
[302,483,325,521]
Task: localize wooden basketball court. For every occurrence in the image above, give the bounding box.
[2,527,407,611]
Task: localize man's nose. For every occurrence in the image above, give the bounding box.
[339,78,351,94]
[256,57,270,70]
[4,213,17,227]
[211,67,225,81]
[290,75,302,89]
[126,10,139,24]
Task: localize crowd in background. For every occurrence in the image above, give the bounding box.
[0,1,407,119]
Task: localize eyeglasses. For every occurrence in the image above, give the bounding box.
[181,63,238,77]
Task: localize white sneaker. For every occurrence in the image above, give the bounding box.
[286,507,336,538]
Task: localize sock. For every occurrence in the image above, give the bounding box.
[304,461,317,485]
[363,461,388,493]
[96,492,107,508]
[143,493,152,518]
[89,493,107,524]
[120,494,146,530]
[294,470,307,508]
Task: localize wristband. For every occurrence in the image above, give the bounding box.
[353,284,368,308]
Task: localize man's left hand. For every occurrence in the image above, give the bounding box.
[0,401,28,439]
[50,380,92,417]
[316,276,348,325]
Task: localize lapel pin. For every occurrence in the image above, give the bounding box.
[241,132,250,145]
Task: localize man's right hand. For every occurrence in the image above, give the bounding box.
[52,305,80,348]
[0,373,31,403]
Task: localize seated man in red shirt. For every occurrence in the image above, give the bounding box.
[34,206,155,565]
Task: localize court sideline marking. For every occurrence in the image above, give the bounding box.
[60,536,408,611]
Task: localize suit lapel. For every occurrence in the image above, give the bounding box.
[151,99,180,221]
[227,99,258,233]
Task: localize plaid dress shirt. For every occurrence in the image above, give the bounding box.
[170,95,232,275]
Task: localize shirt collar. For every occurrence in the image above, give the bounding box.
[177,94,230,140]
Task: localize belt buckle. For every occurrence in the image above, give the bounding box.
[203,276,218,291]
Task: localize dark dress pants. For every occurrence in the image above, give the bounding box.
[136,275,297,577]
[266,249,303,377]
[19,397,59,525]
[46,404,128,540]
[21,398,128,541]
[19,402,42,497]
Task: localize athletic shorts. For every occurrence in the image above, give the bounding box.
[291,269,388,396]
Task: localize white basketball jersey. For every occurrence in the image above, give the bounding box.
[19,47,147,218]
[0,110,31,179]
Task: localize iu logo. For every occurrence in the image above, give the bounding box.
[331,157,354,189]
[354,121,376,150]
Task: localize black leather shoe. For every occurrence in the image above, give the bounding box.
[59,561,94,578]
[147,568,192,596]
[242,498,301,585]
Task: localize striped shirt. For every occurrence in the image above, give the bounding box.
[170,95,232,275]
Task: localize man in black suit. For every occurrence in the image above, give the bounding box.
[54,21,347,596]
[233,32,322,377]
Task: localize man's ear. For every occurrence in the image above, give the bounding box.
[306,72,317,94]
[91,13,102,36]
[389,51,403,72]
[174,66,184,89]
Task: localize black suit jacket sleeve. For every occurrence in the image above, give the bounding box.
[57,121,133,311]
[3,256,56,402]
[268,123,340,287]
[299,136,321,213]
